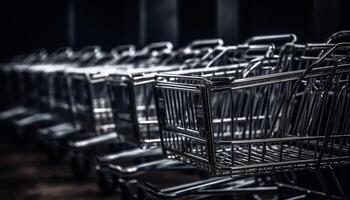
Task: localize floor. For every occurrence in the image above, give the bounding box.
[0,135,118,200]
[0,132,198,200]
[1,131,350,200]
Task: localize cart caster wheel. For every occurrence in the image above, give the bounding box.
[97,171,118,194]
[70,153,91,178]
[46,140,66,162]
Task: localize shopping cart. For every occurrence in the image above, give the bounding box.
[38,45,136,160]
[42,42,174,177]
[145,42,350,199]
[0,46,98,125]
[0,50,48,123]
[326,30,350,44]
[39,45,136,139]
[0,52,43,110]
[4,47,104,144]
[94,35,297,197]
[0,48,72,143]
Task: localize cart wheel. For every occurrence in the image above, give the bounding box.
[70,153,91,178]
[97,170,118,194]
[46,140,66,162]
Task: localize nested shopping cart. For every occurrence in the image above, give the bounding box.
[79,35,296,173]
[41,45,136,138]
[67,41,222,178]
[0,50,48,123]
[38,45,136,160]
[44,42,174,177]
[0,46,98,125]
[0,51,46,110]
[2,47,105,144]
[147,42,350,199]
[0,46,117,150]
[95,35,297,198]
[0,48,72,142]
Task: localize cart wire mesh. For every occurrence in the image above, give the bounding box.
[155,43,350,176]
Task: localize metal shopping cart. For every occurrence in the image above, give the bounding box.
[94,35,298,198]
[0,50,48,123]
[43,42,175,177]
[0,46,99,125]
[0,52,44,110]
[144,42,350,199]
[38,45,136,160]
[39,45,136,137]
[3,47,105,144]
[0,48,72,143]
[76,35,297,169]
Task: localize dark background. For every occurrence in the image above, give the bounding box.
[0,1,349,198]
[0,0,349,62]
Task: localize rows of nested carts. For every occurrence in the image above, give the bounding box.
[1,31,350,199]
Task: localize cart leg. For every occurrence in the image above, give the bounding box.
[328,166,347,200]
[316,169,331,200]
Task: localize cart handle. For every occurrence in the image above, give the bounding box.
[51,47,73,55]
[71,45,103,64]
[244,34,297,45]
[49,47,74,61]
[142,42,173,53]
[270,42,350,143]
[24,49,48,63]
[205,44,274,69]
[242,41,350,78]
[111,45,136,57]
[187,39,224,50]
[209,76,235,85]
[77,45,102,54]
[31,49,49,58]
[299,42,350,79]
[161,40,219,66]
[326,30,350,44]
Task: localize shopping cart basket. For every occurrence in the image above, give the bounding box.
[147,43,350,200]
[155,42,350,175]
